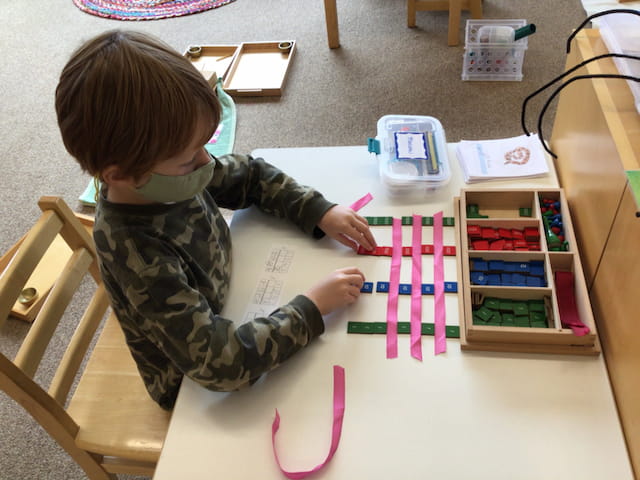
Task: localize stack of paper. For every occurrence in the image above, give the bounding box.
[456,134,549,183]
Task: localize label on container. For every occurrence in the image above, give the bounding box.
[394,132,429,160]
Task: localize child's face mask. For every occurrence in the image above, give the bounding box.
[135,160,215,203]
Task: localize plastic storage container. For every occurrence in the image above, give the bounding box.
[462,19,529,81]
[597,13,640,114]
[370,115,450,195]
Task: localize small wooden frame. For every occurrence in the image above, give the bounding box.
[0,214,94,322]
[185,41,296,97]
[185,45,238,88]
[456,188,600,355]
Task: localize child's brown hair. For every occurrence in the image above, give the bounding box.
[55,30,220,181]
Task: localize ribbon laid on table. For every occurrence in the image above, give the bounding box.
[349,192,373,212]
[433,211,447,355]
[386,218,402,359]
[410,214,423,361]
[272,365,346,479]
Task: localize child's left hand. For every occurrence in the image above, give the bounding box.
[318,205,377,252]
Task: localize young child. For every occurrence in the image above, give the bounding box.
[55,30,376,410]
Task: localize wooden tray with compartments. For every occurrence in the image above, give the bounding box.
[456,188,600,355]
[185,41,296,96]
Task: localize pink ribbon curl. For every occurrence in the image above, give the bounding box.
[272,365,346,479]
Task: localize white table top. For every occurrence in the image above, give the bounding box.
[153,145,633,480]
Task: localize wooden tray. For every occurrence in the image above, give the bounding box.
[456,188,600,355]
[0,214,94,322]
[185,41,296,97]
[185,45,238,88]
[224,41,295,96]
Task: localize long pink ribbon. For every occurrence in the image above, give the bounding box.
[433,211,446,355]
[410,214,423,360]
[349,192,373,211]
[386,217,402,359]
[272,365,346,479]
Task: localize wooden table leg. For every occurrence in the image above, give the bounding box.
[324,0,340,49]
[407,0,417,27]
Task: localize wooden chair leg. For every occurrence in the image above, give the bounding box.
[324,0,340,49]
[448,0,462,46]
[470,0,482,19]
[408,0,483,45]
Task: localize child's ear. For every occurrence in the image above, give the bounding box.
[101,165,134,186]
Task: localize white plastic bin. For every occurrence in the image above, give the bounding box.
[462,19,529,81]
[371,115,450,196]
[597,13,640,114]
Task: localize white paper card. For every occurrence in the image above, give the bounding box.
[242,245,294,322]
[456,134,549,183]
[394,132,428,160]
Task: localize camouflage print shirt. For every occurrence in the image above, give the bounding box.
[93,153,335,410]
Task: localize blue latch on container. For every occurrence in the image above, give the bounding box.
[367,138,380,154]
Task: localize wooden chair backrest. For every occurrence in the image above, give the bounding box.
[0,196,118,479]
[0,197,106,398]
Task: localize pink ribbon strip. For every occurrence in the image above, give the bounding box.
[554,271,590,336]
[349,192,373,212]
[410,214,423,361]
[433,211,446,355]
[272,365,346,479]
[386,217,402,359]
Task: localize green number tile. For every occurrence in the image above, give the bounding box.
[512,302,529,316]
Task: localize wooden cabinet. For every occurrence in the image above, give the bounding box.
[550,28,640,476]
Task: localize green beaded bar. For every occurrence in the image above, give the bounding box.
[347,321,460,338]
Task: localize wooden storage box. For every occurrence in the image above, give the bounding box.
[185,41,296,97]
[185,45,239,88]
[456,188,599,355]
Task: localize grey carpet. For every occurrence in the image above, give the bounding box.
[0,0,586,478]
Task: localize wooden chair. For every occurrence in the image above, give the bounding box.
[407,0,483,46]
[0,196,170,479]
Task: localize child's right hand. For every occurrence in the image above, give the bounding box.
[305,267,366,316]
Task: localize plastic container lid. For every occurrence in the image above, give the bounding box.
[374,115,450,195]
[596,13,640,114]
